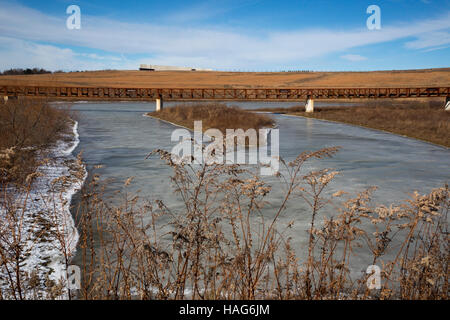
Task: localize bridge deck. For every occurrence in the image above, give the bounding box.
[1,86,449,100]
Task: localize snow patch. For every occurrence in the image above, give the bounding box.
[0,120,86,299]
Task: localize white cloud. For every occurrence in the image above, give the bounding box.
[340,54,367,61]
[0,1,449,70]
[404,31,450,50]
[79,53,122,61]
[0,36,141,71]
[163,0,261,23]
[0,37,77,70]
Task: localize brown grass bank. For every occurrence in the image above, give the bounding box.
[147,103,275,133]
[257,100,450,147]
[0,99,73,184]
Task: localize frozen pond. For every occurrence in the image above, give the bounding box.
[70,101,450,273]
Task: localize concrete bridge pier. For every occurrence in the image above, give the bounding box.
[445,97,450,111]
[3,96,8,104]
[305,97,314,113]
[156,97,163,111]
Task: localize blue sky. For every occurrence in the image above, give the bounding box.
[0,0,449,71]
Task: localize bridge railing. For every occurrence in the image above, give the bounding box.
[1,86,449,100]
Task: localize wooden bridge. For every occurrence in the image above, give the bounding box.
[2,86,449,112]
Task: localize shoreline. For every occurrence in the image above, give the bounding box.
[0,120,87,299]
[280,113,449,149]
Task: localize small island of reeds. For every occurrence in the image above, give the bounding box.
[147,103,275,134]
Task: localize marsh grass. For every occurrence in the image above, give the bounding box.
[68,146,448,300]
[0,98,73,184]
[255,99,450,147]
[1,146,448,299]
[147,103,275,133]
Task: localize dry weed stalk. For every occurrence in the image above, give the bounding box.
[70,146,448,300]
[0,135,447,299]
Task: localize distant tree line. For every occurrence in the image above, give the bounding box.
[0,68,66,75]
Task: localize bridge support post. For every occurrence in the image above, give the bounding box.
[445,97,450,111]
[156,97,163,111]
[3,96,8,104]
[305,97,314,113]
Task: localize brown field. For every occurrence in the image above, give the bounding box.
[256,100,450,147]
[1,68,450,88]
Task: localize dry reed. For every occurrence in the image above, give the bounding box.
[147,103,275,133]
[62,146,448,300]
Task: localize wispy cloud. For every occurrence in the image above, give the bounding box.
[163,0,260,23]
[0,36,137,71]
[405,31,450,50]
[0,1,449,70]
[341,54,367,61]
